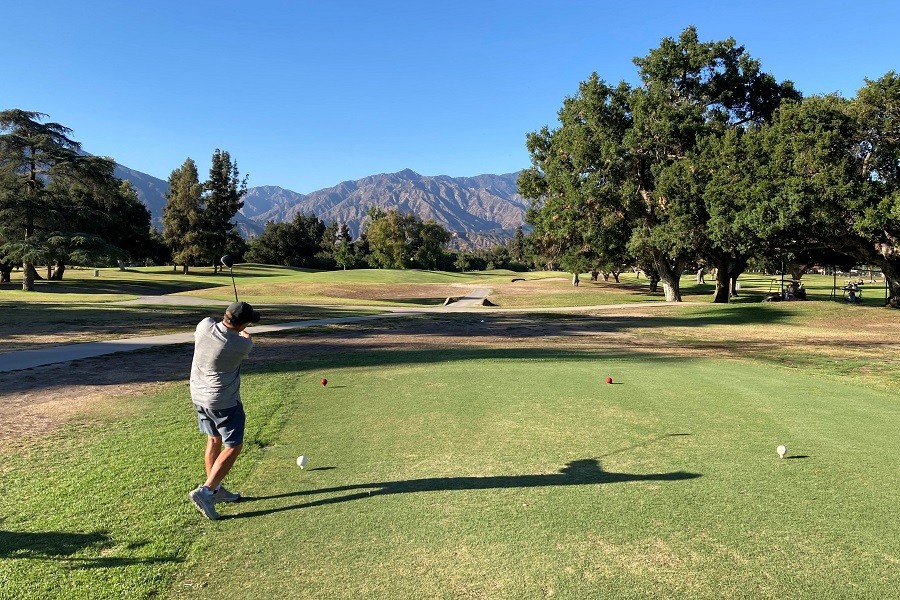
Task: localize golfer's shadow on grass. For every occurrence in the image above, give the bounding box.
[230,458,701,520]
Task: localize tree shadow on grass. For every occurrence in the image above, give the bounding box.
[0,530,181,568]
[252,345,690,378]
[257,306,796,350]
[0,306,808,395]
[229,458,701,520]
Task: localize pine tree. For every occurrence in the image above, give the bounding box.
[161,158,203,274]
[0,110,128,290]
[202,149,247,272]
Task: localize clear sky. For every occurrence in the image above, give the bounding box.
[4,1,899,193]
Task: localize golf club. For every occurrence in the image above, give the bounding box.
[221,254,238,302]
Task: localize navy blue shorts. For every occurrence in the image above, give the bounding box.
[194,401,245,447]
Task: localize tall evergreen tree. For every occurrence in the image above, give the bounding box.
[162,158,203,273]
[333,222,355,270]
[0,110,129,290]
[202,149,247,272]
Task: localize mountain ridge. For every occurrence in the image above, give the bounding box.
[115,165,529,248]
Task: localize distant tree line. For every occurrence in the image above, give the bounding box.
[0,110,529,289]
[518,27,900,307]
[241,207,535,273]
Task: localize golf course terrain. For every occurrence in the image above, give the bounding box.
[1,266,898,599]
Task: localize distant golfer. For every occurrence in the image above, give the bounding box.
[187,301,261,520]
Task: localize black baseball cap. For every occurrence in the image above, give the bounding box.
[225,301,261,326]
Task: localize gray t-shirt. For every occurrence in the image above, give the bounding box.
[190,317,253,410]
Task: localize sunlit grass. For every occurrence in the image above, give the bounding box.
[4,332,899,599]
[174,269,571,305]
[4,265,887,309]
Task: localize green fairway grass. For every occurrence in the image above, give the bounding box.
[2,310,899,599]
[489,271,892,308]
[173,267,571,305]
[0,265,273,302]
[3,264,889,309]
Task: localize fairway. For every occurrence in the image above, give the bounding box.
[170,350,900,599]
[2,303,899,599]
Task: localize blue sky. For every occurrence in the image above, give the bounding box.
[4,1,899,193]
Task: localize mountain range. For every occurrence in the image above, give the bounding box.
[113,164,531,249]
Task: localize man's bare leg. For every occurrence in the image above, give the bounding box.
[204,443,243,490]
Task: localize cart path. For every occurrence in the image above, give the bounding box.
[0,286,494,373]
[0,288,678,373]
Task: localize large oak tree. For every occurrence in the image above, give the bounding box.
[521,28,797,301]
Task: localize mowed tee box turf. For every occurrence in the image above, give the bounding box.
[164,353,900,599]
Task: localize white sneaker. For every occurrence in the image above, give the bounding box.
[188,486,220,520]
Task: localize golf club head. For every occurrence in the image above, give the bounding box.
[221,254,235,269]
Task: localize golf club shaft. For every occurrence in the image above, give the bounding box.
[230,267,238,302]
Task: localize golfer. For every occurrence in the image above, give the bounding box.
[187,301,261,520]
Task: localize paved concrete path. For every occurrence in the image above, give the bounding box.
[0,312,418,374]
[115,295,232,306]
[0,286,679,374]
[0,286,492,373]
[443,287,493,308]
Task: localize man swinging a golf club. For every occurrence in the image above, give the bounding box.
[187,300,261,520]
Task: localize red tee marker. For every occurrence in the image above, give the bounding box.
[605,377,613,384]
[321,377,328,387]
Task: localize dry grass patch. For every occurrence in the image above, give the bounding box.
[182,282,472,306]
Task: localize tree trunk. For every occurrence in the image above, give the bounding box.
[785,261,809,283]
[182,264,189,275]
[655,255,683,302]
[711,256,748,304]
[648,272,660,292]
[611,271,620,283]
[713,267,731,303]
[117,259,126,271]
[50,261,66,280]
[888,276,900,308]
[23,262,35,291]
[881,262,900,308]
[661,279,681,302]
[0,264,11,283]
